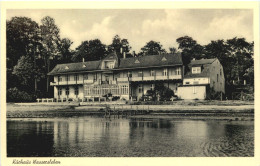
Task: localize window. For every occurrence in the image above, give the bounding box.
[94,73,97,81]
[138,85,143,93]
[185,82,190,85]
[127,71,132,78]
[58,76,62,82]
[84,74,88,80]
[121,85,129,95]
[105,61,114,69]
[138,71,143,77]
[151,84,155,90]
[65,75,70,81]
[74,74,79,81]
[163,68,168,76]
[74,86,79,95]
[192,67,201,74]
[58,88,62,95]
[217,74,219,82]
[65,87,70,95]
[220,69,222,76]
[85,87,91,95]
[150,70,155,76]
[176,68,181,75]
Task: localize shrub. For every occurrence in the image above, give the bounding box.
[7,87,35,102]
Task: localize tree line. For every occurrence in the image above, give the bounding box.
[7,16,254,102]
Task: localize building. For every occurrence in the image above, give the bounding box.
[48,52,183,101]
[177,58,225,100]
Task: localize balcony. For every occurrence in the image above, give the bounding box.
[131,77,143,81]
[50,80,84,86]
[143,76,155,81]
[117,77,129,82]
[85,80,94,84]
[156,76,168,80]
[169,75,182,80]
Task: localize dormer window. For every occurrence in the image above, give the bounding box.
[104,61,114,69]
[135,59,140,64]
[83,64,86,68]
[192,67,201,74]
[65,66,69,70]
[162,57,167,61]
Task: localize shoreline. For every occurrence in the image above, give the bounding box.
[6,101,254,120]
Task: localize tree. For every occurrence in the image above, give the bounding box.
[7,17,42,92]
[12,56,44,92]
[72,39,106,62]
[226,37,253,85]
[108,35,132,58]
[57,38,74,63]
[144,83,174,101]
[139,40,166,56]
[169,47,177,54]
[176,36,204,67]
[6,17,40,69]
[40,16,61,92]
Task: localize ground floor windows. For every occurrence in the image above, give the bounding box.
[58,87,62,95]
[74,86,79,95]
[151,84,155,90]
[66,87,70,95]
[138,85,143,93]
[84,84,129,96]
[121,85,129,95]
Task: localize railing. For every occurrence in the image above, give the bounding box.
[51,74,182,86]
[85,80,94,84]
[117,77,129,82]
[155,76,168,80]
[143,76,155,81]
[131,77,143,81]
[169,75,182,79]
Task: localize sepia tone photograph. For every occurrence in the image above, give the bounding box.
[1,2,258,165]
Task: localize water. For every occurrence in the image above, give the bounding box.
[7,116,254,157]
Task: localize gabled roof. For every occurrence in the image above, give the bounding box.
[48,61,100,75]
[184,58,217,78]
[184,65,211,78]
[189,58,216,66]
[48,53,183,75]
[119,53,182,69]
[102,51,118,61]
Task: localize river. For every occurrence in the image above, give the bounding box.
[7,116,254,157]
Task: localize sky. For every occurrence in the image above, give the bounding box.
[7,9,253,53]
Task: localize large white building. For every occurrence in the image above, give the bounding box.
[48,52,225,101]
[48,52,184,101]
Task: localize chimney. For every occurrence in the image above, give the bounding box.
[132,51,135,57]
[120,47,123,54]
[123,52,126,59]
[82,58,85,62]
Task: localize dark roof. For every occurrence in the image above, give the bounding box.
[189,58,216,66]
[184,58,217,78]
[48,53,183,75]
[48,61,100,75]
[184,65,211,78]
[119,53,182,69]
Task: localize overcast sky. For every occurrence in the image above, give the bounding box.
[7,9,253,53]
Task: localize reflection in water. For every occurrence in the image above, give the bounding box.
[7,117,254,157]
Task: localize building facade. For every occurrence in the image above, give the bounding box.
[177,58,225,100]
[48,52,183,101]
